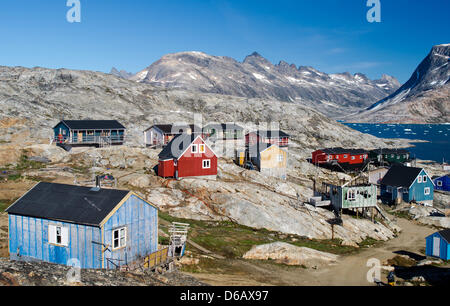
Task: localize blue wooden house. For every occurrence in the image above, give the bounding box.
[6,182,158,270]
[53,120,126,148]
[433,174,450,192]
[380,165,434,206]
[426,229,450,260]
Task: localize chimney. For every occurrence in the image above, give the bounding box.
[95,175,101,189]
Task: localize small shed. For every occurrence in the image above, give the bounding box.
[426,229,450,260]
[6,182,158,269]
[433,174,450,192]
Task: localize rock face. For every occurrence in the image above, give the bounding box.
[129,51,400,118]
[0,259,206,286]
[243,242,339,268]
[0,65,405,164]
[350,44,450,123]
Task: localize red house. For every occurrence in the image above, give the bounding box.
[312,148,368,165]
[158,134,218,179]
[245,130,290,148]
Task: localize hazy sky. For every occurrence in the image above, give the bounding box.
[0,0,448,83]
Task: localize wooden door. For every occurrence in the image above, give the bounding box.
[433,237,440,257]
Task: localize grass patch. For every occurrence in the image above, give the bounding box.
[15,155,45,171]
[0,199,16,212]
[158,211,361,260]
[7,174,22,181]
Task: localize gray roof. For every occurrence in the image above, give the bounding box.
[158,134,198,160]
[438,229,450,243]
[6,182,131,227]
[147,124,202,134]
[248,142,274,154]
[57,120,125,130]
[380,165,423,188]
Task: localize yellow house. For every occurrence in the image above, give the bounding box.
[248,143,288,179]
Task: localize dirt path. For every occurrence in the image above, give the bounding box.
[186,217,437,286]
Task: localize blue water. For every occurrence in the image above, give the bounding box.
[343,123,450,163]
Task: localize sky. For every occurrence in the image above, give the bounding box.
[0,0,448,83]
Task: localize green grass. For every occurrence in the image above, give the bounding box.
[158,211,363,260]
[15,155,45,171]
[0,199,16,212]
[7,174,22,181]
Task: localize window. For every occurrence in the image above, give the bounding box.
[360,155,363,159]
[113,227,127,250]
[344,155,348,158]
[191,144,198,153]
[437,181,443,187]
[387,186,393,193]
[351,156,355,160]
[347,189,356,201]
[423,176,427,183]
[278,154,284,162]
[424,187,431,195]
[418,176,423,183]
[48,225,69,247]
[202,159,211,169]
[199,144,206,153]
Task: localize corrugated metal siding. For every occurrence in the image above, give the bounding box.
[102,195,158,269]
[8,214,102,269]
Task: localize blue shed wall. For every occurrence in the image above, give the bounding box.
[102,195,158,269]
[426,232,449,260]
[434,176,450,192]
[54,123,70,139]
[8,214,102,269]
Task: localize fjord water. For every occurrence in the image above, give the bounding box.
[343,123,450,163]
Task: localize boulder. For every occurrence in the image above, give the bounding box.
[243,242,339,268]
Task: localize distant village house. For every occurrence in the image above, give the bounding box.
[144,124,201,147]
[247,143,288,179]
[246,130,290,148]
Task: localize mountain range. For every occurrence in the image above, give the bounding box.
[117,51,400,118]
[348,44,450,123]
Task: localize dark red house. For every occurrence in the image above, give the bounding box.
[158,134,218,179]
[312,148,368,165]
[245,130,290,148]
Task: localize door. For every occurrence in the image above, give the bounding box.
[78,132,83,143]
[433,237,440,257]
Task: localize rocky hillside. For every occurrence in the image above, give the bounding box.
[348,44,450,123]
[125,51,400,117]
[0,65,405,158]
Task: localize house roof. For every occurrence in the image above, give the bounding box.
[147,124,202,134]
[57,120,126,130]
[6,182,131,227]
[380,165,423,188]
[438,229,450,243]
[204,123,244,131]
[248,142,274,154]
[320,147,367,155]
[250,130,290,138]
[158,134,199,160]
[370,148,410,155]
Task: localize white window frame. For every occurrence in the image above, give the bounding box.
[424,187,431,196]
[112,227,127,250]
[347,189,356,201]
[437,180,443,187]
[48,225,69,247]
[418,176,423,183]
[351,156,355,160]
[202,159,211,169]
[423,175,427,183]
[344,155,348,158]
[278,154,284,162]
[191,144,198,154]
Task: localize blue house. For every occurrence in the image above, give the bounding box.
[53,120,126,148]
[433,174,450,192]
[380,165,435,206]
[6,182,158,270]
[426,229,450,260]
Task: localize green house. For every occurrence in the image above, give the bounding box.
[322,183,377,211]
[203,123,244,140]
[369,148,410,166]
